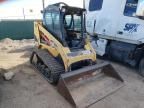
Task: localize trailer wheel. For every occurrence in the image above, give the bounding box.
[139,57,144,77]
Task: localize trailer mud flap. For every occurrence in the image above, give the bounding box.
[57,62,124,108]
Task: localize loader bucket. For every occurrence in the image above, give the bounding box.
[57,62,124,108]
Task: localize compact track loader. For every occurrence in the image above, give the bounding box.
[30,3,124,108]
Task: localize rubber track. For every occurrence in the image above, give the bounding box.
[31,48,65,84]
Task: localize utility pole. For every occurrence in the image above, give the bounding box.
[83,0,85,9]
[42,0,45,11]
[22,8,25,20]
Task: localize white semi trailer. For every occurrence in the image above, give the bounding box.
[85,0,144,75]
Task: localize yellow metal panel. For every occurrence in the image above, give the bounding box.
[34,21,97,72]
[40,43,59,57]
[34,21,70,71]
[68,54,96,66]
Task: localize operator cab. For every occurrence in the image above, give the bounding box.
[43,3,86,49]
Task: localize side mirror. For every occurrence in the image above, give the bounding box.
[136,0,144,17]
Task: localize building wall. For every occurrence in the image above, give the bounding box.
[0,20,34,40]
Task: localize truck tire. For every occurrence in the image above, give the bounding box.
[139,57,144,77]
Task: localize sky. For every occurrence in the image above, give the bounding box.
[0,0,83,19]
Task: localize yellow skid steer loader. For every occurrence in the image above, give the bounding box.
[30,3,124,108]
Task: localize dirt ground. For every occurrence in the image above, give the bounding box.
[0,38,144,108]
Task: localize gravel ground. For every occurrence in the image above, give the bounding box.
[0,38,144,108]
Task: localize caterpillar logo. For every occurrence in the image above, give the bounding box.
[124,23,139,33]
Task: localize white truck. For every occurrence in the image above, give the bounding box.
[85,0,144,75]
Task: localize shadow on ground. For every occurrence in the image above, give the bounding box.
[8,46,34,53]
